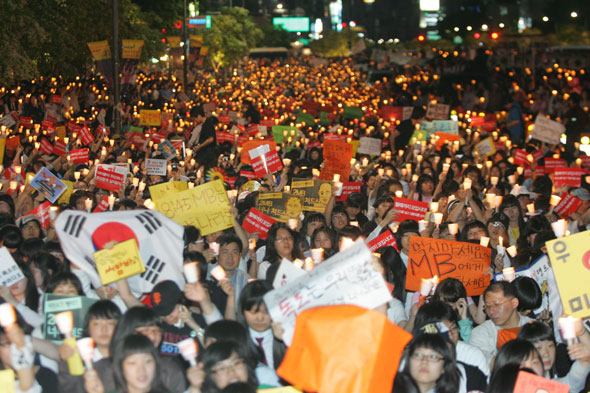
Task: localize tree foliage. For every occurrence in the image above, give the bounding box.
[308,29,358,58]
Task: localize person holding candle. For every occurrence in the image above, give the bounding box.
[410,174,435,204]
[300,212,327,250]
[486,213,511,272]
[310,226,338,260]
[206,235,250,306]
[499,195,525,247]
[256,224,302,281]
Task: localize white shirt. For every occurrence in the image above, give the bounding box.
[469,315,533,365]
[249,328,275,369]
[456,340,490,378]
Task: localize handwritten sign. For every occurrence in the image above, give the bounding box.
[291,179,333,213]
[93,238,145,285]
[95,164,127,192]
[240,140,277,165]
[357,137,382,156]
[320,139,352,182]
[554,167,586,187]
[407,237,492,296]
[273,259,307,288]
[271,125,298,144]
[242,207,276,239]
[475,137,496,157]
[43,294,97,343]
[547,232,590,319]
[146,158,168,176]
[155,179,233,236]
[0,247,24,287]
[426,103,450,120]
[257,192,303,223]
[264,239,392,345]
[29,167,67,203]
[513,371,569,393]
[149,181,188,202]
[393,197,429,222]
[531,115,565,145]
[139,109,161,126]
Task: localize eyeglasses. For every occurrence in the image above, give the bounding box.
[484,298,513,311]
[211,358,246,376]
[411,352,444,363]
[276,236,293,243]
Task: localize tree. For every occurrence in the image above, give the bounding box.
[308,29,358,58]
[257,18,292,48]
[203,7,262,72]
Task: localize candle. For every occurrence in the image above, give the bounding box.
[362,157,369,166]
[333,174,341,182]
[0,303,16,327]
[442,163,450,173]
[311,248,324,264]
[74,171,80,180]
[558,316,579,345]
[506,246,517,258]
[138,181,146,192]
[283,158,291,167]
[48,206,59,220]
[14,165,21,175]
[412,174,419,183]
[288,218,298,230]
[448,223,458,235]
[248,238,256,251]
[177,338,198,367]
[551,219,566,238]
[485,193,496,205]
[517,167,524,175]
[210,266,226,281]
[293,259,304,269]
[183,262,199,283]
[55,311,74,337]
[498,236,504,247]
[490,176,498,186]
[420,278,434,296]
[143,199,155,209]
[395,190,403,198]
[430,202,439,213]
[433,213,443,225]
[188,182,194,189]
[377,168,384,177]
[339,237,354,251]
[209,242,220,256]
[304,257,314,271]
[418,220,427,232]
[108,194,115,210]
[9,181,17,191]
[502,267,516,282]
[526,203,535,214]
[284,185,290,192]
[132,177,139,187]
[85,198,92,212]
[480,236,490,247]
[463,178,472,190]
[550,195,561,207]
[76,337,95,370]
[507,175,516,185]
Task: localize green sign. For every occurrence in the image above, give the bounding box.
[273,17,310,32]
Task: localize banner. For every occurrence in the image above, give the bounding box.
[56,210,185,294]
[367,230,398,252]
[154,180,233,236]
[263,239,392,345]
[554,167,586,187]
[44,294,98,343]
[242,207,276,239]
[29,167,67,203]
[553,193,583,218]
[547,232,590,319]
[94,238,145,285]
[121,39,144,87]
[531,115,565,145]
[0,247,24,287]
[257,192,303,223]
[87,41,113,89]
[148,181,187,202]
[393,197,429,222]
[357,137,382,156]
[426,103,450,120]
[146,158,167,176]
[95,164,127,192]
[139,109,161,126]
[291,179,333,213]
[320,139,353,182]
[406,237,492,296]
[336,182,362,202]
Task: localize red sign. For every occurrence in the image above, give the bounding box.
[95,166,126,192]
[242,207,276,239]
[240,171,256,180]
[250,150,283,178]
[219,115,231,125]
[553,193,583,218]
[70,148,89,164]
[19,116,33,127]
[53,140,67,156]
[554,167,586,187]
[544,157,567,172]
[247,124,260,137]
[367,230,398,252]
[580,156,590,169]
[93,196,110,213]
[80,126,94,145]
[513,149,530,166]
[532,148,544,162]
[336,182,362,202]
[25,201,52,229]
[51,95,62,104]
[40,138,54,155]
[41,119,55,129]
[216,131,234,144]
[393,197,429,222]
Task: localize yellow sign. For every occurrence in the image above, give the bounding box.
[474,137,496,158]
[0,370,15,393]
[139,109,161,126]
[547,232,590,319]
[0,137,5,165]
[291,179,332,213]
[149,181,188,202]
[167,36,181,48]
[87,41,111,61]
[57,180,74,204]
[93,238,145,285]
[56,126,66,140]
[190,35,203,47]
[155,180,234,236]
[122,40,144,59]
[200,47,209,56]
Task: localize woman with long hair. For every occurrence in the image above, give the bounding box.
[255,223,302,280]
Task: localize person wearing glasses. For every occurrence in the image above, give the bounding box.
[254,223,303,281]
[469,281,533,366]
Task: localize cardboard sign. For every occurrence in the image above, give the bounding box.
[513,149,530,166]
[547,232,590,319]
[531,115,565,145]
[553,193,583,218]
[257,192,303,223]
[93,238,145,285]
[271,125,298,144]
[149,181,188,202]
[0,247,24,287]
[357,137,382,156]
[240,140,277,165]
[336,182,362,202]
[249,145,283,177]
[273,258,307,288]
[426,103,450,120]
[544,158,567,172]
[291,179,333,213]
[80,126,94,145]
[155,179,233,236]
[513,370,569,393]
[406,237,492,296]
[263,239,392,345]
[242,207,276,239]
[43,294,97,342]
[475,137,496,157]
[146,158,168,176]
[95,164,127,192]
[367,230,398,252]
[393,197,429,222]
[57,180,74,204]
[93,196,110,213]
[342,106,364,120]
[554,167,586,187]
[139,109,161,126]
[25,201,52,229]
[29,167,67,203]
[320,139,353,182]
[0,370,15,393]
[158,140,177,159]
[70,148,89,164]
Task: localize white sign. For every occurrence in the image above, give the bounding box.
[531,115,565,145]
[357,137,382,156]
[145,158,167,176]
[0,114,16,128]
[0,247,24,287]
[264,239,392,345]
[426,103,450,120]
[272,258,307,288]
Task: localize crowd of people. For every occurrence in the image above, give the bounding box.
[0,50,589,393]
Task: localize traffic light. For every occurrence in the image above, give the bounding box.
[491,32,499,40]
[418,35,425,42]
[473,32,481,39]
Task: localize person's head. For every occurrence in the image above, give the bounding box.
[417,174,435,197]
[29,251,61,290]
[113,333,164,393]
[83,300,121,352]
[377,246,407,301]
[491,339,544,378]
[395,220,420,252]
[483,281,520,328]
[517,322,557,374]
[220,382,256,393]
[237,280,273,333]
[500,195,524,225]
[184,225,204,253]
[265,223,297,262]
[413,302,460,345]
[149,280,185,326]
[0,224,23,251]
[331,205,349,230]
[487,364,532,393]
[111,307,162,355]
[461,220,488,241]
[432,278,467,309]
[374,196,394,220]
[403,334,459,393]
[217,234,243,274]
[200,341,257,393]
[512,276,542,317]
[204,320,262,366]
[19,215,42,240]
[392,371,420,393]
[45,272,84,296]
[302,212,327,238]
[487,213,509,241]
[0,194,15,217]
[311,226,337,253]
[344,192,364,219]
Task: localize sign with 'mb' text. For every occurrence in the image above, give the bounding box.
[291,179,333,213]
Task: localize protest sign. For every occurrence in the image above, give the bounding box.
[139,109,161,126]
[25,201,52,229]
[0,370,14,393]
[0,114,16,128]
[242,207,276,239]
[393,197,429,222]
[95,164,127,192]
[272,125,298,144]
[553,193,583,218]
[475,137,496,157]
[273,259,307,288]
[79,126,94,145]
[248,144,283,177]
[39,138,54,155]
[145,158,168,176]
[513,149,530,166]
[342,106,364,120]
[336,182,362,202]
[57,180,74,204]
[296,112,315,127]
[93,238,145,285]
[264,239,392,345]
[513,371,569,393]
[43,294,97,342]
[93,196,110,213]
[70,148,89,164]
[53,140,66,156]
[547,232,590,319]
[29,167,67,203]
[407,237,492,296]
[158,140,177,159]
[367,230,398,252]
[531,115,565,145]
[257,192,303,223]
[554,167,586,187]
[240,140,277,165]
[0,247,24,287]
[410,129,427,144]
[320,139,353,182]
[155,180,233,236]
[357,137,382,156]
[426,103,450,120]
[432,120,459,135]
[216,131,234,144]
[291,179,333,213]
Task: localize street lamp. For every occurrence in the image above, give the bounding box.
[542,16,549,22]
[571,11,578,18]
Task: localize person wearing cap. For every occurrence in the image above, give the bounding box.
[18,215,43,241]
[567,187,590,234]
